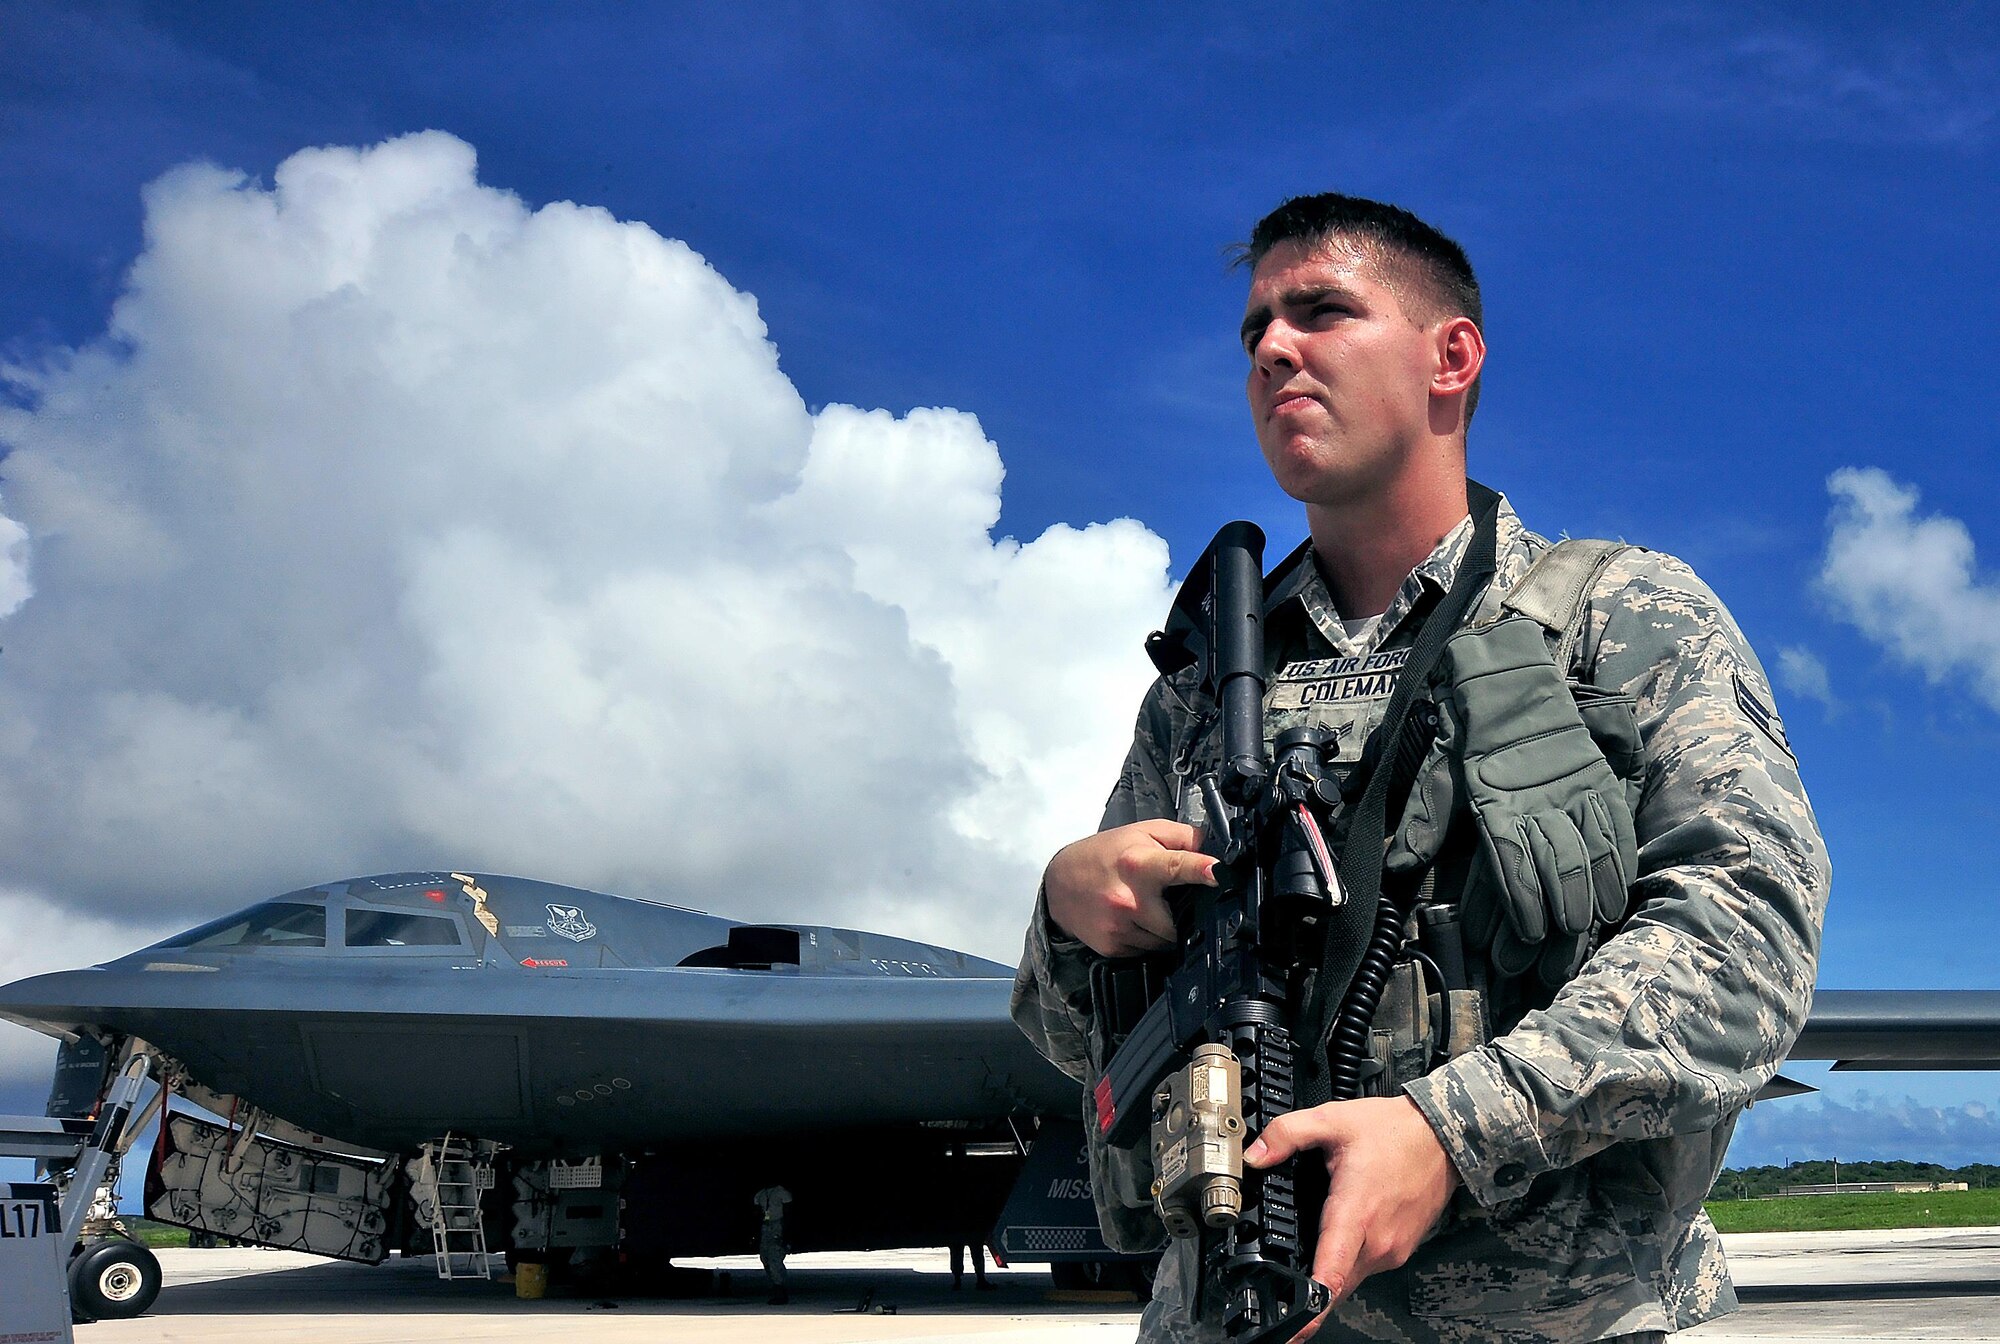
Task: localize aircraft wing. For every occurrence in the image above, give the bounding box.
[6,868,1995,1161]
[1788,989,2000,1071]
[0,871,1096,1155]
[0,957,1077,1154]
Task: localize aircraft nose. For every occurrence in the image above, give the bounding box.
[0,967,96,1034]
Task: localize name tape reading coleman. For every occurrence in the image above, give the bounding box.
[1266,648,1411,717]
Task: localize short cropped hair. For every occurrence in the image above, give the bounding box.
[1234,193,1483,420]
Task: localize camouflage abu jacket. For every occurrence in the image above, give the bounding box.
[1010,496,1830,1344]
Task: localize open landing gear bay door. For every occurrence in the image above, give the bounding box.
[146,1114,394,1262]
[990,1117,1138,1264]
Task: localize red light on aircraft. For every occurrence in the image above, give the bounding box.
[424,889,447,902]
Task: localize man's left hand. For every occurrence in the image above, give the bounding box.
[1242,1096,1460,1340]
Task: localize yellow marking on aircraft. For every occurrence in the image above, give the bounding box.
[450,872,500,937]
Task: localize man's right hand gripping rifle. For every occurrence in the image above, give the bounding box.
[1045,522,1344,1344]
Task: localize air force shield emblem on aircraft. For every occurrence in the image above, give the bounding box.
[546,903,598,942]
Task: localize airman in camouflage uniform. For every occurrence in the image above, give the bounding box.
[1009,194,1828,1344]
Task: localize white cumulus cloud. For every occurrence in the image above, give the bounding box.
[1728,1088,2000,1168]
[1775,645,1838,717]
[0,499,27,619]
[0,131,1174,999]
[0,889,181,1085]
[1820,467,2000,712]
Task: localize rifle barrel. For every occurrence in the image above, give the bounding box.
[1210,521,1268,805]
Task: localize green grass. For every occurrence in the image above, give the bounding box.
[123,1217,191,1249]
[1706,1187,2000,1233]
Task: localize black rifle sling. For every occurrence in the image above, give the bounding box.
[1294,482,1501,1110]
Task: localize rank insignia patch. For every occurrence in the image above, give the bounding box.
[1733,671,1795,762]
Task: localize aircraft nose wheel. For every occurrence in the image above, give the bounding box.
[68,1237,164,1320]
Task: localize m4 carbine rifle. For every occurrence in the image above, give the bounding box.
[1091,490,1510,1340]
[1089,521,1342,1344]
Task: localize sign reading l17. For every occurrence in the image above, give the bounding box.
[0,1185,73,1344]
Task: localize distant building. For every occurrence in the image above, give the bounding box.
[1769,1181,1969,1198]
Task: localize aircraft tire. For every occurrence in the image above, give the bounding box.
[68,1238,163,1319]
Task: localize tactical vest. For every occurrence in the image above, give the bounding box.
[1157,534,1643,1101]
[1364,535,1644,1097]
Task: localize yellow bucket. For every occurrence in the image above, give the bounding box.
[515,1262,548,1299]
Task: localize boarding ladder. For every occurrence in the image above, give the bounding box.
[421,1134,493,1279]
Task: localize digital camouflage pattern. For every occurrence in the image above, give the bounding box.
[1010,496,1830,1343]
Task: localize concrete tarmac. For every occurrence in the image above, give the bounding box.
[1687,1227,2000,1341]
[84,1248,1139,1344]
[76,1229,2000,1343]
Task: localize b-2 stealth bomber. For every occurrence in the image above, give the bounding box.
[0,870,1105,1317]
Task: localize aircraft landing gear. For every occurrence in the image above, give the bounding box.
[67,1237,163,1320]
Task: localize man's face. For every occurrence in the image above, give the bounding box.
[1241,238,1443,507]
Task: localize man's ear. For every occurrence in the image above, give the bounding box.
[1432,317,1484,400]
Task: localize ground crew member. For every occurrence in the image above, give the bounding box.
[949,1238,993,1291]
[1011,193,1828,1343]
[949,1141,995,1290]
[753,1183,791,1305]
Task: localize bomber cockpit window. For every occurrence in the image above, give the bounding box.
[344,909,464,948]
[176,902,327,949]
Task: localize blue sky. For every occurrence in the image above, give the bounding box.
[1,2,1998,1170]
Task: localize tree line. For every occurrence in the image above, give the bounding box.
[1714,1160,2000,1200]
